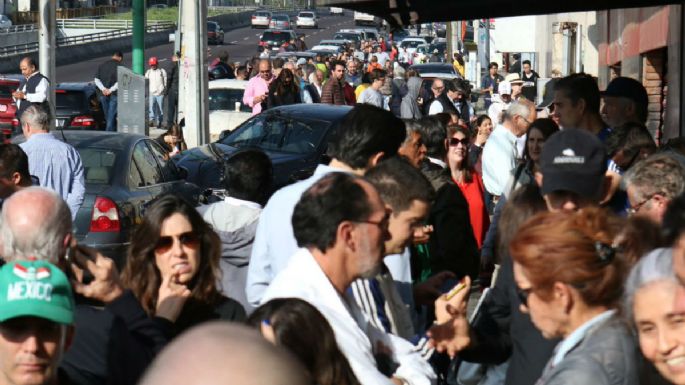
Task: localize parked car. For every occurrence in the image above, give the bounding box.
[13,131,202,266]
[259,29,297,52]
[54,83,106,131]
[318,39,350,50]
[269,14,292,29]
[296,11,318,28]
[174,104,353,193]
[207,21,224,45]
[208,79,251,141]
[0,77,19,141]
[351,27,380,41]
[251,10,272,28]
[274,51,317,62]
[0,14,11,29]
[410,63,459,78]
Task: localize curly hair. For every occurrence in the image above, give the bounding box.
[121,194,223,316]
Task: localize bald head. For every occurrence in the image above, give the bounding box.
[1,187,72,263]
[140,322,309,385]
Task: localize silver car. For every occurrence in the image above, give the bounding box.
[269,14,292,30]
[296,11,318,28]
[251,11,271,29]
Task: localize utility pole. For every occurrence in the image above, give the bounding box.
[179,0,209,148]
[132,0,146,75]
[38,0,55,129]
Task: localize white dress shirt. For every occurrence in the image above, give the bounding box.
[15,72,49,108]
[262,248,436,385]
[482,124,518,196]
[246,164,348,307]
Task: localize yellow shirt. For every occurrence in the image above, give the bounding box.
[355,83,370,100]
[453,60,465,77]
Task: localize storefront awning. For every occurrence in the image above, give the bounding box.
[320,0,683,27]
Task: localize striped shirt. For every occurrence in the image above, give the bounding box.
[20,133,85,219]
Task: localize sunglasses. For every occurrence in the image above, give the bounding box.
[516,286,532,307]
[155,231,200,253]
[449,137,469,147]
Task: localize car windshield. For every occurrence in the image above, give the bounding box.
[56,90,85,109]
[300,13,314,18]
[209,88,251,112]
[263,31,290,42]
[207,23,217,31]
[77,148,118,185]
[221,115,330,155]
[0,84,14,98]
[334,33,360,41]
[401,40,423,48]
[273,15,288,21]
[256,12,270,17]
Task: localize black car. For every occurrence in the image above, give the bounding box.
[15,131,203,265]
[174,104,353,192]
[55,83,106,131]
[259,29,297,52]
[207,21,225,45]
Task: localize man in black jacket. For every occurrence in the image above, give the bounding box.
[1,187,170,385]
[166,51,180,127]
[418,116,479,280]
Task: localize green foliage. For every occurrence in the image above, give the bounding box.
[104,6,237,22]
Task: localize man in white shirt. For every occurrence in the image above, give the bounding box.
[262,172,437,385]
[482,100,536,198]
[246,105,407,307]
[487,80,512,124]
[375,45,390,68]
[144,57,167,127]
[12,57,49,125]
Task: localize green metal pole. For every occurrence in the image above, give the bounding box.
[132,0,146,75]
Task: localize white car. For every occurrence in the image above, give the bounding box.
[296,11,318,29]
[400,37,428,56]
[208,79,251,141]
[0,15,12,29]
[251,11,271,29]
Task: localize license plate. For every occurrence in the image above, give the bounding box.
[56,119,66,127]
[0,105,6,112]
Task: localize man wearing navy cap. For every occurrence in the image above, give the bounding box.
[601,76,648,130]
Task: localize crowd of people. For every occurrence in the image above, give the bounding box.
[5,26,685,385]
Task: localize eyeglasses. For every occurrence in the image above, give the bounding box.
[517,115,531,125]
[628,194,657,215]
[449,137,469,147]
[516,286,533,307]
[356,214,390,232]
[155,231,200,253]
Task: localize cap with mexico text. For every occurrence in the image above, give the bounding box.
[540,128,608,198]
[0,260,74,325]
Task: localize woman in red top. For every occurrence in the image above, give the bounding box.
[447,126,490,249]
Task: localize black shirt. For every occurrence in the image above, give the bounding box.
[95,59,119,95]
[521,71,540,102]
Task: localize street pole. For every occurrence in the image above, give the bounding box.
[180,0,209,148]
[38,0,55,129]
[132,0,146,75]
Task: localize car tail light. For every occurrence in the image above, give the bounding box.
[71,115,95,127]
[259,41,267,46]
[252,15,256,19]
[284,22,289,27]
[90,196,120,232]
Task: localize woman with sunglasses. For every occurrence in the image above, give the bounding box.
[267,68,301,110]
[509,208,638,385]
[121,195,246,335]
[447,126,489,250]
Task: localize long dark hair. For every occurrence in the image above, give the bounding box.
[121,194,223,316]
[269,68,299,97]
[248,298,361,385]
[522,118,559,164]
[448,125,474,183]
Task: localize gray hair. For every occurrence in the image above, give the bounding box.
[402,119,423,145]
[624,153,685,202]
[20,105,50,131]
[1,187,72,264]
[623,248,677,325]
[503,100,532,122]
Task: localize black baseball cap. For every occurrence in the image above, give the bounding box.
[540,129,607,198]
[601,77,648,108]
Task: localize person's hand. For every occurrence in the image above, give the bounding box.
[68,244,124,304]
[428,276,472,357]
[102,88,111,96]
[412,224,433,245]
[12,90,24,100]
[155,270,191,322]
[413,270,456,305]
[253,94,266,104]
[475,127,490,147]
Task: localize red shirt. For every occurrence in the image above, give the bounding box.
[454,172,490,249]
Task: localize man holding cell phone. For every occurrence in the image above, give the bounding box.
[242,59,273,116]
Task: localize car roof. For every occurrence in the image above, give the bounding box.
[263,104,352,120]
[208,79,248,90]
[55,82,96,91]
[418,73,461,80]
[11,131,146,150]
[264,29,294,33]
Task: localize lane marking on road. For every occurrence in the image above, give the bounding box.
[243,37,249,40]
[159,58,168,62]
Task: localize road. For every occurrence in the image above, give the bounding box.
[55,12,356,83]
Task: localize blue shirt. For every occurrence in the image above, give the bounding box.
[246,164,349,307]
[20,133,85,219]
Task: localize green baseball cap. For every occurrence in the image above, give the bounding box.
[0,260,74,325]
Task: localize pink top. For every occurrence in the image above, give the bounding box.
[242,75,271,115]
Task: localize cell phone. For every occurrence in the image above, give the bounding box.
[66,244,94,285]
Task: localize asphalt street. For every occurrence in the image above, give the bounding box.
[55,12,357,83]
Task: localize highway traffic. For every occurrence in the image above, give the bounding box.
[55,12,357,83]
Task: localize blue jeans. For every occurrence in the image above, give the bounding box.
[100,94,117,132]
[149,94,164,126]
